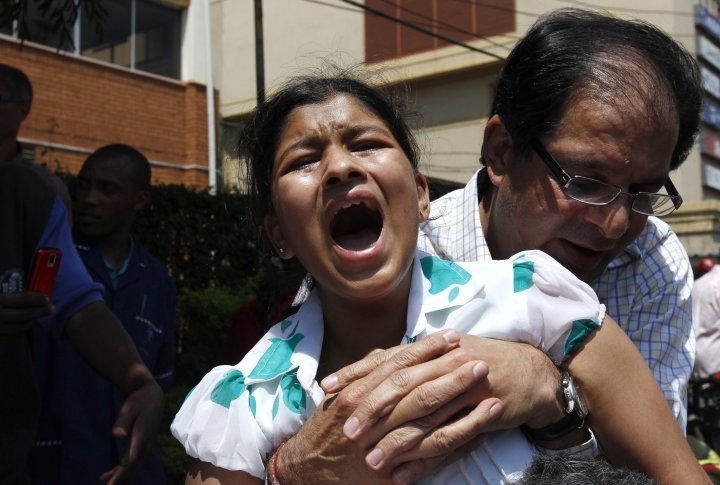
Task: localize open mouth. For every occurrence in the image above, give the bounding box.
[330,202,383,251]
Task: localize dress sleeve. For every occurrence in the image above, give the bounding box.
[171,312,320,478]
[171,364,274,478]
[515,250,606,365]
[429,251,605,365]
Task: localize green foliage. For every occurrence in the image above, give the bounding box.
[133,184,263,293]
[175,286,254,385]
[158,385,193,485]
[161,286,252,484]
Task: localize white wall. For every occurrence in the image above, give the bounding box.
[181,0,212,83]
[211,0,363,119]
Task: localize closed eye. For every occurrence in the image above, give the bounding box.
[287,153,321,172]
[350,137,392,154]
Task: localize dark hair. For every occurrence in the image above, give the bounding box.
[85,143,151,191]
[514,453,657,485]
[0,63,33,105]
[489,8,701,170]
[242,74,419,223]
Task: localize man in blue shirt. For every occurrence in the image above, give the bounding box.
[31,145,176,484]
[0,64,164,485]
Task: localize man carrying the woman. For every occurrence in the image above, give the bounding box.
[270,8,701,483]
[172,8,708,484]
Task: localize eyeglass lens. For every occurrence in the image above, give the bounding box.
[564,177,678,216]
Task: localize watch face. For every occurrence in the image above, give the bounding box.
[562,372,588,417]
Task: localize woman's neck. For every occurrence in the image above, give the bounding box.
[316,273,413,381]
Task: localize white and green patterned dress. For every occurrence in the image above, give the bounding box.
[171,249,605,483]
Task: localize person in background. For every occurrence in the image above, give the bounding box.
[692,256,720,379]
[30,144,176,484]
[0,64,164,484]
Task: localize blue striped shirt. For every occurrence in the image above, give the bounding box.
[419,170,695,431]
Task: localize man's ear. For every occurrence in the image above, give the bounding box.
[482,114,514,185]
[264,213,295,260]
[18,102,30,122]
[134,190,150,211]
[415,172,430,222]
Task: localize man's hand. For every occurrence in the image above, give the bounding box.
[318,334,564,482]
[99,376,164,484]
[276,330,504,484]
[65,302,165,484]
[0,291,53,333]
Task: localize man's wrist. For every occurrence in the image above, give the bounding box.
[524,362,565,429]
[523,370,589,446]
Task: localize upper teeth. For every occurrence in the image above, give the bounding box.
[341,201,362,209]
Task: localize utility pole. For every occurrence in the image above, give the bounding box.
[254,0,265,105]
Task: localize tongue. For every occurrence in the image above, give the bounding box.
[335,227,380,250]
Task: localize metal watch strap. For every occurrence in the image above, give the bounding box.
[522,370,587,442]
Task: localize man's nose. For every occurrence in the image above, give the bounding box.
[77,187,99,206]
[583,199,633,240]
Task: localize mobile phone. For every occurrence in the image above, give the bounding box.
[28,248,62,298]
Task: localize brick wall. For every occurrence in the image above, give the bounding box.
[1,36,212,188]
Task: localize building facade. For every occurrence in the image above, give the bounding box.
[1,0,213,187]
[212,0,720,260]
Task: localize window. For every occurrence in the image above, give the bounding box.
[0,21,13,36]
[365,0,515,63]
[133,0,181,78]
[82,0,181,78]
[81,0,132,67]
[4,0,181,79]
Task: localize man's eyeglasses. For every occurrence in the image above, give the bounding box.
[0,95,25,104]
[530,138,682,217]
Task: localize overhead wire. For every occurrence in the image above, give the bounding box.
[455,0,695,17]
[304,0,697,47]
[300,0,464,38]
[335,0,506,60]
[300,0,372,15]
[374,0,514,51]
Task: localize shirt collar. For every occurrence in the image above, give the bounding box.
[104,236,135,289]
[429,169,491,262]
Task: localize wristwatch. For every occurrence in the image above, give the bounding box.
[523,370,588,442]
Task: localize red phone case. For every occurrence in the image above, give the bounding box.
[28,248,62,297]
